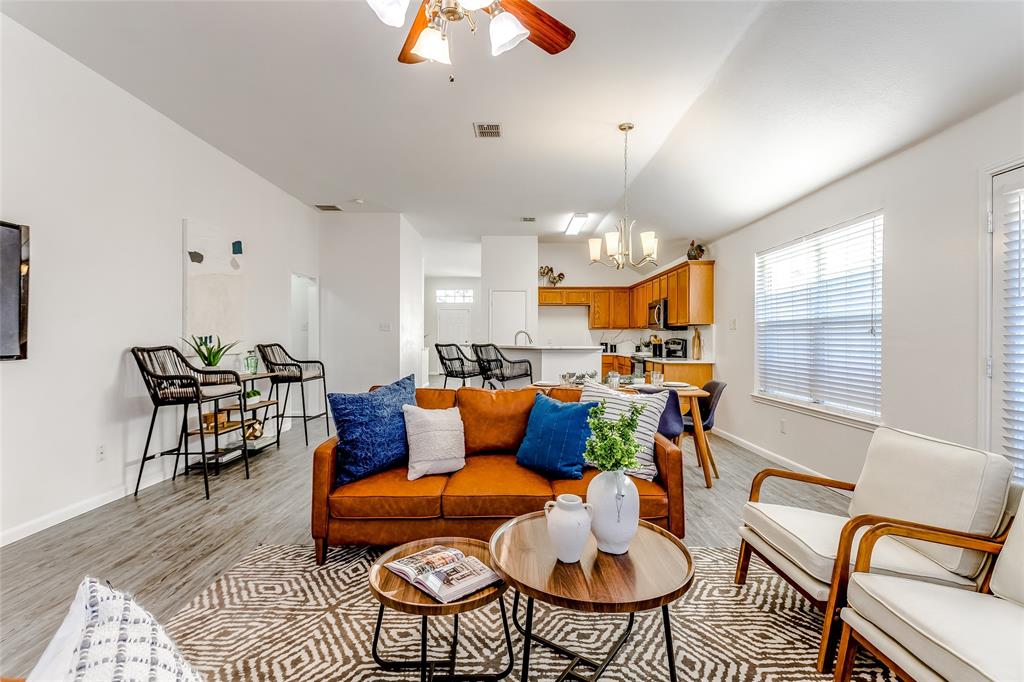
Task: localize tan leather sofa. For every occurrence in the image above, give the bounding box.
[312,386,685,563]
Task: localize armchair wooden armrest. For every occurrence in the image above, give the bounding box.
[854,521,1005,575]
[312,437,338,564]
[654,433,685,538]
[748,467,856,503]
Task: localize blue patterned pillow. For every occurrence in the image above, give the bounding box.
[516,393,598,480]
[329,375,416,487]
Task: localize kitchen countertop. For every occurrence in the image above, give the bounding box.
[497,345,603,351]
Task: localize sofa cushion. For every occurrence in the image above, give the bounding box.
[547,385,684,440]
[415,387,458,409]
[330,375,416,486]
[517,393,597,479]
[442,454,554,517]
[403,405,466,481]
[742,502,976,589]
[847,572,1024,682]
[329,467,446,519]
[552,469,669,519]
[849,426,1012,578]
[992,494,1024,606]
[457,387,541,455]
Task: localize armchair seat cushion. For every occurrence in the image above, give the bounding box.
[552,469,669,519]
[846,573,1024,682]
[742,502,976,589]
[200,384,241,398]
[442,455,553,518]
[329,467,446,519]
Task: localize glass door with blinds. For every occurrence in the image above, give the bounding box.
[754,211,884,420]
[990,163,1024,482]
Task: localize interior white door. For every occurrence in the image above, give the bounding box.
[490,289,527,345]
[435,307,471,373]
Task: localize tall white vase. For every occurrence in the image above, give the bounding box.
[544,494,593,563]
[586,470,640,554]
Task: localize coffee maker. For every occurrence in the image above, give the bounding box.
[665,337,687,359]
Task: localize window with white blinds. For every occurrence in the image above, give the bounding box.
[755,212,884,420]
[990,164,1024,483]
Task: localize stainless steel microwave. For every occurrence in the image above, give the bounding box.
[647,298,688,330]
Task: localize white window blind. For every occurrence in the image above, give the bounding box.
[755,212,884,419]
[991,165,1024,482]
[436,289,473,304]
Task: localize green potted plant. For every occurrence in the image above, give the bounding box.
[583,401,644,554]
[182,335,238,367]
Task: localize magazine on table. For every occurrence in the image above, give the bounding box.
[385,545,500,604]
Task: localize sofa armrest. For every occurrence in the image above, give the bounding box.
[312,437,338,540]
[654,433,685,538]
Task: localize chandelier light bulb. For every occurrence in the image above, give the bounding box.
[365,0,411,27]
[640,231,658,259]
[411,24,452,64]
[588,238,603,263]
[604,231,620,258]
[489,8,530,56]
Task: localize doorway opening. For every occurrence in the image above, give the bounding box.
[290,273,319,360]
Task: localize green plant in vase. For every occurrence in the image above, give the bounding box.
[584,400,645,554]
[183,335,238,367]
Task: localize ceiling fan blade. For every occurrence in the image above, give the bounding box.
[495,0,575,55]
[398,1,429,64]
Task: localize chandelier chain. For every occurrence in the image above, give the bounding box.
[622,126,629,223]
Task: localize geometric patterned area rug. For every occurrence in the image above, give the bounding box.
[166,545,893,682]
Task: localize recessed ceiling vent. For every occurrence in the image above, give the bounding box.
[473,122,502,139]
[520,216,536,223]
[315,204,343,212]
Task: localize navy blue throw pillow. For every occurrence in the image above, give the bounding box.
[516,393,598,480]
[329,375,416,487]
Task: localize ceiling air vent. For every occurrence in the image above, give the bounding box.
[473,122,502,139]
[315,204,343,212]
[520,216,536,223]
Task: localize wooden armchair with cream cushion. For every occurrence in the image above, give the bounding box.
[835,494,1024,682]
[734,426,1015,673]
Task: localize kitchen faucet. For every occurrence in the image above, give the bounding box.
[514,330,533,346]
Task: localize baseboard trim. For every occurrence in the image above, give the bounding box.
[713,427,853,498]
[1,486,125,546]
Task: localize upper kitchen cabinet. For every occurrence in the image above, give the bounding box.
[589,289,611,328]
[611,290,630,328]
[668,260,714,325]
[539,288,566,305]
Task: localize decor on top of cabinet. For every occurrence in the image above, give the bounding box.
[691,327,703,360]
[538,265,565,286]
[583,401,644,554]
[687,240,706,260]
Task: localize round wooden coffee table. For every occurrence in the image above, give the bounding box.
[489,512,695,682]
[368,537,513,681]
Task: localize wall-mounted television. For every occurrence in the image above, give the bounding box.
[1,221,30,360]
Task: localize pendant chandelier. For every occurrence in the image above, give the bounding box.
[589,123,658,270]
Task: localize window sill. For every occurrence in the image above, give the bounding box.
[749,393,880,432]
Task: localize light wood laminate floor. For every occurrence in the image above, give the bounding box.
[0,423,847,676]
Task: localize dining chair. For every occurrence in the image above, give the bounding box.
[681,380,726,479]
[471,344,533,388]
[131,345,249,499]
[256,343,329,447]
[435,343,484,387]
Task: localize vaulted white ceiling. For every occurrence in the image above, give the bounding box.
[4,1,1022,244]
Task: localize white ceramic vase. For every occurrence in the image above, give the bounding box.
[586,470,640,554]
[544,494,593,564]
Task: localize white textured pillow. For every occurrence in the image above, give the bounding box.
[579,382,669,481]
[29,577,201,682]
[403,405,466,480]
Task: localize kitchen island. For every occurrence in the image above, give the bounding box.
[495,345,602,384]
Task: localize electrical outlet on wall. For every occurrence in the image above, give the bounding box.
[378,321,392,332]
[96,444,106,462]
[729,318,737,331]
[779,419,786,435]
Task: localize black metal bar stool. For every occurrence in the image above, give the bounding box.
[256,343,329,446]
[131,345,249,499]
[435,343,484,388]
[470,344,533,388]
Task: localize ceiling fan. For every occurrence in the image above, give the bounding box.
[365,0,575,65]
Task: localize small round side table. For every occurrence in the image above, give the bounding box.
[489,512,695,682]
[368,537,514,682]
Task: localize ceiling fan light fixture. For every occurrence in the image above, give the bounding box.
[489,7,530,56]
[458,0,492,10]
[366,0,410,27]
[411,22,452,64]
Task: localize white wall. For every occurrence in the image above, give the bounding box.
[398,216,425,385]
[538,242,638,287]
[0,17,321,544]
[424,276,485,373]
[711,93,1024,482]
[481,236,538,342]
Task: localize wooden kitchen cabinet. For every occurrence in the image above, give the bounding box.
[565,290,592,305]
[686,261,715,324]
[645,361,713,387]
[611,290,630,328]
[658,276,669,301]
[589,289,611,328]
[539,288,566,305]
